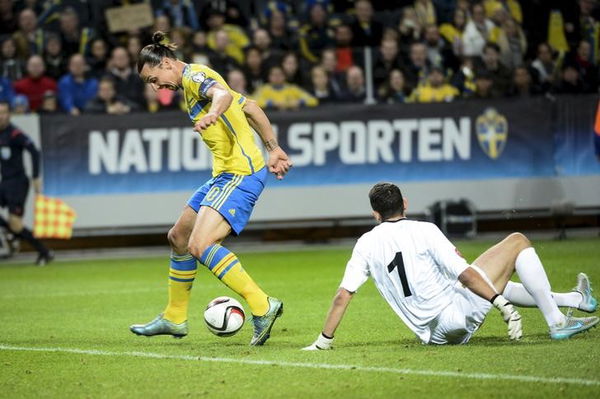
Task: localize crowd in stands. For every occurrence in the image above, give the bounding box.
[0,0,598,115]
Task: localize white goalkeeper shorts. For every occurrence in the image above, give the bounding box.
[428,264,494,345]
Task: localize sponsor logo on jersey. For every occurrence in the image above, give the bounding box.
[476,107,508,160]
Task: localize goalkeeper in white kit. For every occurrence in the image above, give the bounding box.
[304,183,598,349]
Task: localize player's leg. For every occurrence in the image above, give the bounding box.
[8,213,52,265]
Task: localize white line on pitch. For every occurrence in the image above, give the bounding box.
[0,344,598,387]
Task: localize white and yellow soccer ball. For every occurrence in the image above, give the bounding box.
[204,296,246,337]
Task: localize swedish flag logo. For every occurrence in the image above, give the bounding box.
[476,108,508,159]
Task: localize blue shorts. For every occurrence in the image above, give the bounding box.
[187,167,267,235]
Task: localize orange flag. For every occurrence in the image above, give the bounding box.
[34,195,77,239]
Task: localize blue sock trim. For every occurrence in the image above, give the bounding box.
[217,259,239,279]
[200,244,232,271]
[170,253,197,271]
[169,276,195,282]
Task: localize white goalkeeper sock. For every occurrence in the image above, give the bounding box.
[503,281,582,308]
[515,247,565,327]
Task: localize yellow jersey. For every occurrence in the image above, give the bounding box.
[181,63,265,176]
[410,83,460,103]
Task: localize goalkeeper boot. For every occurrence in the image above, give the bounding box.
[549,313,599,340]
[250,297,283,346]
[573,273,598,313]
[130,313,188,338]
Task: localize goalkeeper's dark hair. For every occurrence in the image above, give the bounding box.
[137,31,178,73]
[369,182,404,220]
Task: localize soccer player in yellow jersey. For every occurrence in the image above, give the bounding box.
[130,31,292,346]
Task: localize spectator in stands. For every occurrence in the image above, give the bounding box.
[298,2,334,63]
[439,8,467,57]
[340,65,367,103]
[170,27,194,63]
[507,66,541,98]
[87,38,108,79]
[252,28,282,72]
[13,55,57,112]
[85,76,138,114]
[398,6,422,55]
[38,90,59,114]
[451,57,477,97]
[190,30,215,65]
[414,0,437,28]
[43,34,67,81]
[404,42,432,91]
[320,48,345,98]
[350,0,384,48]
[378,68,409,104]
[206,8,249,65]
[153,14,172,35]
[483,0,523,24]
[373,38,403,90]
[267,8,296,52]
[1,37,25,81]
[242,46,266,94]
[309,64,339,104]
[154,0,200,31]
[58,7,94,58]
[58,53,98,115]
[281,51,308,87]
[12,8,45,60]
[423,24,459,72]
[209,29,241,77]
[142,83,179,113]
[462,2,496,57]
[334,24,359,73]
[127,35,143,68]
[253,65,318,110]
[0,76,15,104]
[474,43,511,97]
[531,42,559,93]
[409,67,459,103]
[470,70,496,99]
[496,17,527,70]
[0,0,18,35]
[226,69,249,96]
[11,94,29,114]
[567,40,598,90]
[105,46,145,108]
[552,63,590,94]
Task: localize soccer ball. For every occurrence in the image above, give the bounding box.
[204,296,246,337]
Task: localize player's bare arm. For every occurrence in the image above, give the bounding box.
[243,99,293,180]
[302,288,354,350]
[194,83,233,132]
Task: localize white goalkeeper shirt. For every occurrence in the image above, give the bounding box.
[340,219,471,343]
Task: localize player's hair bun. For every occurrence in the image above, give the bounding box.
[152,31,166,45]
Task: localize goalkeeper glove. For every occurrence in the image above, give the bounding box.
[301,333,334,351]
[492,294,522,340]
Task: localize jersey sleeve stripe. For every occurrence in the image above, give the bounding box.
[199,79,217,97]
[220,114,256,174]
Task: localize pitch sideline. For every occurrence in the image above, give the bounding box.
[0,344,598,387]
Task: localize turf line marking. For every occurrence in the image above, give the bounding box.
[1,344,598,387]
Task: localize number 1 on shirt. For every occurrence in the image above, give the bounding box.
[387,252,412,297]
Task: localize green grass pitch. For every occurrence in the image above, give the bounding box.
[1,238,599,398]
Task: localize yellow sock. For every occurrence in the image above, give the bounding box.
[200,244,269,316]
[163,253,197,323]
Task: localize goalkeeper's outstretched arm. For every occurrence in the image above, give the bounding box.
[302,288,354,350]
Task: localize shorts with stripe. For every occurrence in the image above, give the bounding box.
[187,167,267,235]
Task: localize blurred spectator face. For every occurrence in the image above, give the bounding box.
[389,69,405,91]
[453,9,466,29]
[12,95,28,114]
[269,10,285,31]
[428,70,444,87]
[112,47,131,70]
[91,39,107,60]
[409,43,427,67]
[227,69,246,93]
[381,39,398,62]
[537,43,553,63]
[580,0,594,16]
[472,4,486,24]
[1,38,16,58]
[0,0,12,14]
[245,48,262,70]
[41,91,57,112]
[563,66,579,84]
[18,8,37,32]
[0,102,9,128]
[268,67,286,85]
[98,79,116,102]
[475,76,493,95]
[335,25,353,46]
[483,46,500,65]
[45,36,62,56]
[513,67,531,88]
[253,29,271,51]
[311,66,328,90]
[27,55,45,78]
[59,9,79,34]
[346,66,364,91]
[127,36,142,60]
[282,53,298,78]
[321,49,337,72]
[424,25,440,45]
[193,31,207,48]
[503,18,518,37]
[215,30,229,52]
[310,4,326,26]
[577,41,591,61]
[68,54,86,78]
[154,15,171,33]
[356,0,373,24]
[207,13,225,30]
[491,7,508,25]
